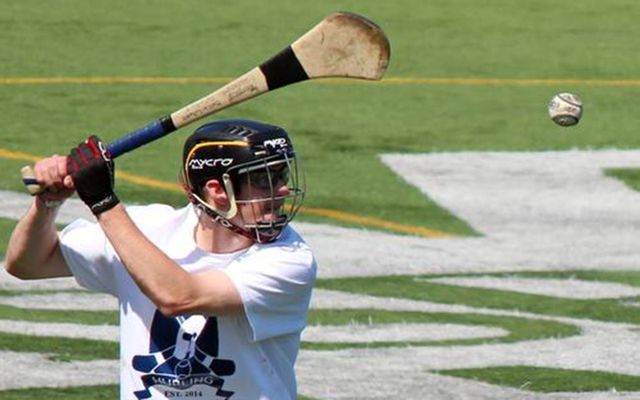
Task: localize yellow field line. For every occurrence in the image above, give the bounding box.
[3,76,640,87]
[380,78,640,87]
[0,147,450,238]
[0,77,231,85]
[115,171,184,192]
[0,148,40,162]
[300,207,451,238]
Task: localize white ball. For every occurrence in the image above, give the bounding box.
[548,92,583,127]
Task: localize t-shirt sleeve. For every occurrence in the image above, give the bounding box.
[224,239,317,342]
[59,218,119,296]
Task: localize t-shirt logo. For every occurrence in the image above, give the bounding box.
[132,311,236,399]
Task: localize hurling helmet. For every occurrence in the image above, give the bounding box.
[182,119,305,243]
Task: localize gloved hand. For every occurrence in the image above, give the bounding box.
[66,135,120,215]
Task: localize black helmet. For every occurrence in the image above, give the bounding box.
[181,119,305,243]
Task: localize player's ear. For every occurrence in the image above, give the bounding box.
[203,179,230,209]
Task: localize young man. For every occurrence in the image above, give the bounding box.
[5,119,317,399]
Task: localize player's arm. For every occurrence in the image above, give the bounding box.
[97,204,243,316]
[5,156,73,279]
[66,135,243,316]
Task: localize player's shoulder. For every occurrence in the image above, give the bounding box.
[125,203,178,219]
[125,203,193,232]
[266,225,311,253]
[247,225,316,270]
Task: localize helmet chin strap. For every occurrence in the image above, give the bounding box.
[196,202,258,242]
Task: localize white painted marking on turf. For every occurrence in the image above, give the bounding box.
[300,290,640,399]
[0,190,94,224]
[382,149,640,238]
[0,292,117,310]
[297,351,640,400]
[0,266,81,290]
[300,320,640,378]
[311,288,495,314]
[2,287,640,399]
[424,276,640,299]
[295,150,640,278]
[0,351,117,390]
[0,319,118,341]
[302,322,508,343]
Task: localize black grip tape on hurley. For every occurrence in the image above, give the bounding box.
[259,46,309,90]
[159,115,177,133]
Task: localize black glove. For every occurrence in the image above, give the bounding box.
[67,135,120,215]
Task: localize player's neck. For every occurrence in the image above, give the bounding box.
[194,213,254,254]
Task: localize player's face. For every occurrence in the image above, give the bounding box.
[234,163,291,225]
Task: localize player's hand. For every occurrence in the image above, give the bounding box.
[32,154,75,207]
[66,135,120,215]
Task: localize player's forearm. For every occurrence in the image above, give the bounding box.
[98,205,242,316]
[97,204,214,315]
[5,198,66,278]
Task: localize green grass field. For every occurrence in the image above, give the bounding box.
[1,0,640,398]
[2,0,640,235]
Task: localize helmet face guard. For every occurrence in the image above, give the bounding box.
[230,153,305,243]
[182,119,305,243]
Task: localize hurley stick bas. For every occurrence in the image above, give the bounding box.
[21,11,390,194]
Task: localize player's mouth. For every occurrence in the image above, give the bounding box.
[259,206,287,223]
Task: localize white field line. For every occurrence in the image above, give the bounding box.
[0,289,117,311]
[0,318,507,344]
[0,351,117,390]
[1,287,639,399]
[0,319,118,341]
[0,190,94,225]
[297,320,640,399]
[423,276,640,299]
[301,323,508,343]
[0,264,81,290]
[300,149,640,278]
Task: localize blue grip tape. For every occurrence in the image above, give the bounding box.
[107,120,167,158]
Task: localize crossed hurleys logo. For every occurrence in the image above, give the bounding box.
[132,311,236,399]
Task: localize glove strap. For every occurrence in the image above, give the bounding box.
[90,193,120,215]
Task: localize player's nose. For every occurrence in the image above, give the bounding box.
[276,183,290,197]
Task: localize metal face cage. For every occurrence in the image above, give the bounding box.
[230,151,305,243]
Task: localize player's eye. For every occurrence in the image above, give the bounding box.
[249,168,289,190]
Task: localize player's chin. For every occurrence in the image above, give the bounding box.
[254,216,289,242]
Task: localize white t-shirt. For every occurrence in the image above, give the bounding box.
[59,204,317,400]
